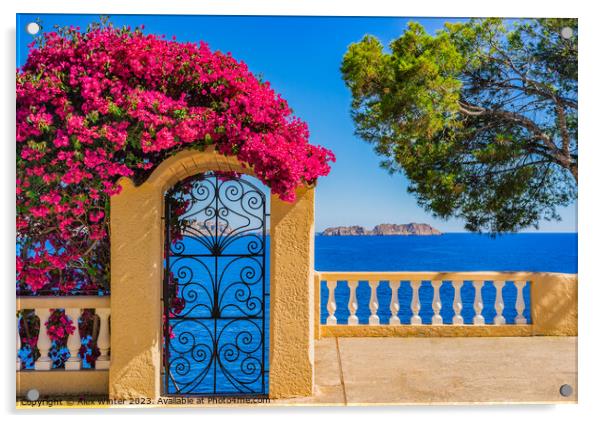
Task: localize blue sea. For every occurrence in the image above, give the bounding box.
[315,233,577,273]
[316,233,577,325]
[167,232,576,395]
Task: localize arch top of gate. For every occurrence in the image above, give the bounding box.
[165,171,268,258]
[124,147,257,194]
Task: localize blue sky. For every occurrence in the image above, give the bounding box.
[16,14,577,232]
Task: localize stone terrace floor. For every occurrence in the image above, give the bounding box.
[16,336,577,408]
[278,336,577,406]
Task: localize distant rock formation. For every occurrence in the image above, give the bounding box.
[187,220,231,235]
[184,220,266,236]
[320,223,442,236]
[320,225,368,236]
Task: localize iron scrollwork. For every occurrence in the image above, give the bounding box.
[163,172,268,396]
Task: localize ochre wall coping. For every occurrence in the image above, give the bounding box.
[17,296,110,310]
[145,147,253,192]
[316,271,574,282]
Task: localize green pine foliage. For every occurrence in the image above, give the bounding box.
[341,19,577,233]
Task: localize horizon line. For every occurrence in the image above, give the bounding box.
[312,231,578,234]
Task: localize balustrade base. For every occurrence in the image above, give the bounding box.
[34,360,52,371]
[65,360,82,371]
[319,323,534,338]
[95,359,110,370]
[410,316,422,325]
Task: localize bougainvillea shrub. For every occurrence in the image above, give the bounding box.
[16,22,334,293]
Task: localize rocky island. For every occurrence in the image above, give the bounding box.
[320,223,442,236]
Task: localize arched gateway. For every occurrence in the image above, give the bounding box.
[163,172,269,395]
[108,149,316,400]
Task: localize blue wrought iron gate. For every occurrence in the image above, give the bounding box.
[163,172,268,395]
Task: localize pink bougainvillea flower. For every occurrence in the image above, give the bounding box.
[89,211,104,223]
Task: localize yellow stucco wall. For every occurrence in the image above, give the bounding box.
[109,176,162,400]
[269,186,315,398]
[109,148,315,400]
[531,273,577,336]
[17,371,108,397]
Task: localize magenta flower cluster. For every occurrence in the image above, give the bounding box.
[18,309,101,369]
[45,309,76,341]
[16,24,334,293]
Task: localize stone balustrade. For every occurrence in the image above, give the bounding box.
[315,272,577,338]
[16,296,110,372]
